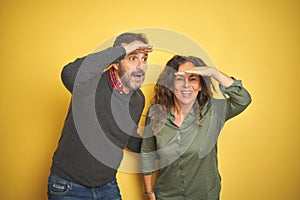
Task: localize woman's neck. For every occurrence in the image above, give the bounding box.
[172,101,194,127]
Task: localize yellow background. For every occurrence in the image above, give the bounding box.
[1,0,299,199]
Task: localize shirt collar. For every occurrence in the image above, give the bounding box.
[108,67,125,94]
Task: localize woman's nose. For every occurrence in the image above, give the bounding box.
[184,78,190,88]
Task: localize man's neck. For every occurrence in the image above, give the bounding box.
[114,69,131,94]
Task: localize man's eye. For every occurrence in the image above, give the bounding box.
[142,57,147,62]
[129,57,135,61]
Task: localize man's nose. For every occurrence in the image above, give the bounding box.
[137,59,146,69]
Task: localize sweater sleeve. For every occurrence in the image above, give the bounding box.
[219,79,252,121]
[61,46,126,93]
[127,135,142,153]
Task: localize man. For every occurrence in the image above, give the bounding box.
[48,32,153,199]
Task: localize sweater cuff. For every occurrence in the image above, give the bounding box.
[111,46,126,64]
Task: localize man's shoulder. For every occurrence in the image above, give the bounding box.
[134,88,145,100]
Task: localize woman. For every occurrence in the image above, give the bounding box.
[140,55,251,200]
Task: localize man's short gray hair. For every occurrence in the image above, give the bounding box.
[113,32,148,47]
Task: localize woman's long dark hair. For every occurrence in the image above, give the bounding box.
[151,55,215,121]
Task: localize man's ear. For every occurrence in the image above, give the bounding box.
[111,63,119,71]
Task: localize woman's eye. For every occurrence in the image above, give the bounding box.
[175,77,184,81]
[189,76,199,81]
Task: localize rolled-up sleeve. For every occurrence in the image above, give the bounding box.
[219,79,252,121]
[140,114,158,175]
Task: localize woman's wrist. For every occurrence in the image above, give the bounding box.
[213,69,234,87]
[145,190,154,196]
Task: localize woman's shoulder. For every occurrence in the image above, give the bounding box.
[148,104,166,115]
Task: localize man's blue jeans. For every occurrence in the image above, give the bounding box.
[48,173,122,200]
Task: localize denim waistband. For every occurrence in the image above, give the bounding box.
[48,172,117,189]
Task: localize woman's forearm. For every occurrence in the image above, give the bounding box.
[211,67,234,88]
[143,174,154,193]
[143,174,156,199]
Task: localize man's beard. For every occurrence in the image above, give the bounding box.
[119,67,145,91]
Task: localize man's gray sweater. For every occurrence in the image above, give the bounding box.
[50,46,144,187]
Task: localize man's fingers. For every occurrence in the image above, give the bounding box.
[137,45,153,51]
[134,46,153,54]
[124,44,153,54]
